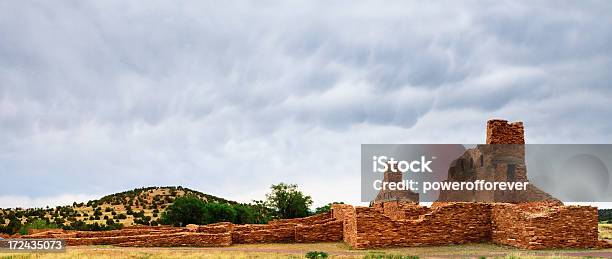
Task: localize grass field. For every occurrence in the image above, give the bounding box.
[600,223,612,240]
[1,243,612,259]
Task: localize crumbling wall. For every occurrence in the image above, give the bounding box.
[492,203,599,249]
[232,223,296,243]
[486,119,525,144]
[23,213,341,247]
[196,222,233,233]
[338,203,492,249]
[21,201,603,250]
[68,232,232,247]
[23,226,233,247]
[295,218,343,242]
[332,204,357,245]
[268,212,331,225]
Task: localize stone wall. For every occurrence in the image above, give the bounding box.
[486,119,525,144]
[332,202,602,250]
[232,223,296,243]
[268,212,331,225]
[336,203,492,249]
[20,201,604,249]
[492,203,599,249]
[295,218,343,242]
[332,204,357,245]
[21,212,343,247]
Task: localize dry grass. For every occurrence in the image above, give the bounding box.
[1,243,611,259]
[600,223,612,240]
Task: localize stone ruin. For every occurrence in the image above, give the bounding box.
[437,119,560,203]
[21,119,611,249]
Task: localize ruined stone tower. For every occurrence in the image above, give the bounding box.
[437,119,560,203]
[486,119,525,144]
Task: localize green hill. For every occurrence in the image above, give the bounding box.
[0,186,236,233]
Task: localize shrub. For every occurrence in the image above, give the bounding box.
[305,251,329,258]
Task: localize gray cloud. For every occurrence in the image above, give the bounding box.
[1,1,612,207]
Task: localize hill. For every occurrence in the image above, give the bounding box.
[0,186,236,232]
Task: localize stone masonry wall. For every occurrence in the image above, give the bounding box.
[22,201,603,249]
[486,119,525,144]
[492,203,599,249]
[22,212,343,247]
[332,204,357,245]
[295,218,343,242]
[334,203,492,249]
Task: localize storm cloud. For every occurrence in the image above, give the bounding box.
[1,1,611,208]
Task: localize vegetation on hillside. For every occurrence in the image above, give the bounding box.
[0,184,342,234]
[0,186,232,233]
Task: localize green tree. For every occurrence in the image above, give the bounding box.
[265,183,313,219]
[0,217,22,235]
[314,202,344,214]
[19,219,58,235]
[231,204,257,224]
[249,200,273,224]
[161,196,207,227]
[202,203,237,224]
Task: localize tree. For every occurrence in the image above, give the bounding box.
[250,200,273,224]
[161,196,207,227]
[201,203,236,224]
[265,183,313,219]
[232,204,257,224]
[19,219,58,235]
[0,218,22,235]
[314,202,344,214]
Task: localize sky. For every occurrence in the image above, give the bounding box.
[1,1,612,208]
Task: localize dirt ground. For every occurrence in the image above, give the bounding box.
[1,243,612,259]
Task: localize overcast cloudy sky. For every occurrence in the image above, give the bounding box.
[1,1,611,208]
